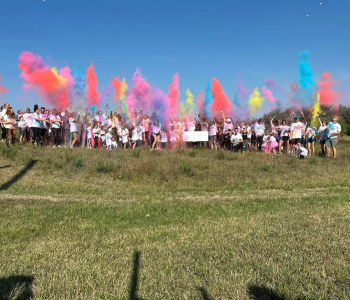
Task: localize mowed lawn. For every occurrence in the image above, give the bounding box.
[1,139,350,300]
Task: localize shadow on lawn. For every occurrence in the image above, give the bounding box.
[0,165,11,170]
[129,251,145,300]
[0,275,34,300]
[0,159,37,191]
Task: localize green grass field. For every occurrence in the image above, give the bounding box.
[1,140,350,300]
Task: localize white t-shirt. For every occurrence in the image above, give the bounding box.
[306,127,317,139]
[131,128,138,141]
[1,108,7,117]
[121,129,129,143]
[186,121,196,132]
[297,146,308,156]
[92,128,99,138]
[223,122,233,134]
[230,133,243,145]
[23,113,32,127]
[169,129,176,142]
[246,126,252,139]
[3,115,15,129]
[161,132,168,143]
[254,123,265,136]
[18,120,27,129]
[137,125,145,140]
[290,122,305,139]
[279,125,290,137]
[327,122,341,139]
[50,115,61,129]
[106,133,112,146]
[31,113,41,128]
[209,124,217,137]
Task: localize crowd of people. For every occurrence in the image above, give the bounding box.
[0,102,342,159]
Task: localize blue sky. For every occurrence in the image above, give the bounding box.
[1,0,350,112]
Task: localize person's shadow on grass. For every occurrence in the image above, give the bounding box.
[129,251,145,300]
[0,275,34,300]
[247,285,289,300]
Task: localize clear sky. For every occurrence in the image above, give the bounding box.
[1,0,350,112]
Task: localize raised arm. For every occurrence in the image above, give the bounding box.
[104,102,108,116]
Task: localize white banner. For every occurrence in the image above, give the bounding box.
[183,131,209,142]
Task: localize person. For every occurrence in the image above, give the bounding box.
[69,112,79,148]
[23,108,32,142]
[31,105,47,146]
[39,107,49,146]
[92,123,100,149]
[263,132,278,154]
[325,116,341,159]
[137,122,145,148]
[142,114,150,147]
[230,128,243,153]
[86,122,93,148]
[221,112,233,150]
[50,109,61,148]
[105,129,112,150]
[131,125,138,149]
[317,115,328,157]
[242,127,248,151]
[294,145,308,159]
[18,116,27,144]
[1,103,10,142]
[3,107,16,145]
[254,119,265,152]
[151,117,161,150]
[169,124,176,149]
[289,115,306,152]
[160,126,168,150]
[121,124,129,150]
[209,120,218,151]
[306,126,317,156]
[278,120,290,154]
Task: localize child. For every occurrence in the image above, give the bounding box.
[294,144,308,159]
[100,126,106,148]
[18,116,27,144]
[263,132,278,154]
[160,126,168,150]
[111,136,118,150]
[131,125,138,149]
[105,129,112,150]
[121,124,129,150]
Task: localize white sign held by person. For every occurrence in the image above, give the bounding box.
[183,131,208,142]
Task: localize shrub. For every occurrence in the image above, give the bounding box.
[180,164,195,177]
[97,161,114,173]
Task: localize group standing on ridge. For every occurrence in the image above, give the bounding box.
[0,101,342,159]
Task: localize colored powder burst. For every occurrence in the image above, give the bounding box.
[86,64,99,106]
[74,69,86,94]
[318,72,340,110]
[151,88,166,124]
[261,86,277,111]
[247,88,264,117]
[203,82,213,119]
[120,78,129,116]
[264,78,278,89]
[297,50,316,105]
[165,73,180,118]
[18,51,72,107]
[0,74,9,98]
[196,91,204,115]
[131,68,152,111]
[311,93,320,127]
[111,76,123,102]
[211,78,232,119]
[180,88,195,115]
[236,76,251,101]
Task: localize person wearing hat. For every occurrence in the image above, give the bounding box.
[254,119,265,152]
[289,115,306,152]
[325,116,341,158]
[221,112,233,150]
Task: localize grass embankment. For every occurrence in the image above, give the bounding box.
[1,139,350,299]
